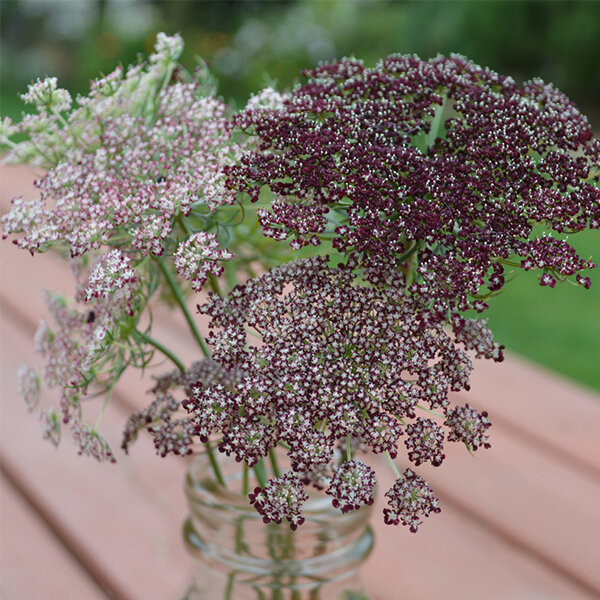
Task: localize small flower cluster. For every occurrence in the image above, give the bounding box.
[21,76,72,112]
[326,459,376,513]
[174,232,234,292]
[122,360,242,456]
[383,469,441,532]
[183,256,498,530]
[444,404,492,451]
[228,55,599,321]
[248,472,308,530]
[71,420,116,463]
[16,251,145,456]
[84,249,138,316]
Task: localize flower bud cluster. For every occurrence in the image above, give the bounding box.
[444,404,492,451]
[326,459,376,513]
[248,472,308,530]
[21,77,72,112]
[383,469,441,532]
[122,360,242,455]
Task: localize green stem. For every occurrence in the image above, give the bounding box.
[385,451,402,479]
[396,239,420,264]
[224,569,238,600]
[205,439,227,487]
[268,447,281,479]
[207,272,223,296]
[416,404,445,419]
[253,459,267,489]
[135,329,185,373]
[242,462,249,496]
[157,257,211,358]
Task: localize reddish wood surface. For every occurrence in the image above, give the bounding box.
[1,165,599,600]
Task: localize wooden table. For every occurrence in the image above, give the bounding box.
[2,165,599,600]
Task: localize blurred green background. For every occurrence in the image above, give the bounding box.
[1,0,599,391]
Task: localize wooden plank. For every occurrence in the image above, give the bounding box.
[414,426,600,596]
[0,473,105,600]
[458,358,600,479]
[367,461,597,600]
[0,316,193,600]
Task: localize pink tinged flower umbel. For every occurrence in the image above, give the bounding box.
[2,34,240,258]
[174,232,234,292]
[21,77,72,112]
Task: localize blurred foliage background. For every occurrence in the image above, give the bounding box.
[1,0,599,391]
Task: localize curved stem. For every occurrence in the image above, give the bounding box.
[92,365,126,432]
[157,257,211,358]
[135,329,185,373]
[385,451,402,479]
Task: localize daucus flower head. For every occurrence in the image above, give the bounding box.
[2,34,240,260]
[17,363,41,411]
[150,32,184,66]
[21,77,72,112]
[39,407,61,447]
[248,472,309,530]
[70,420,116,463]
[183,256,499,528]
[245,87,288,112]
[404,417,446,467]
[174,232,234,292]
[384,469,441,532]
[326,459,376,513]
[444,404,492,451]
[84,249,137,302]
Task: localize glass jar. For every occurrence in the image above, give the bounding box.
[182,450,374,599]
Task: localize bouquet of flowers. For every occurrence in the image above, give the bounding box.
[3,32,598,548]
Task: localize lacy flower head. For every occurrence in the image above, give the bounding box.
[180,256,502,531]
[16,250,147,458]
[1,33,239,271]
[228,54,599,320]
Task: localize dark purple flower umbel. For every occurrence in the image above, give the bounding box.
[228,55,599,320]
